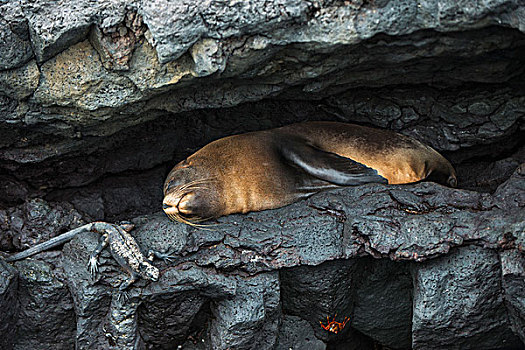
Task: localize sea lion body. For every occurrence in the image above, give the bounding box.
[163,122,456,224]
[277,122,455,185]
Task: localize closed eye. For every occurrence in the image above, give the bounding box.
[166,181,178,193]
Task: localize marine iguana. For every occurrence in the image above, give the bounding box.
[5,221,172,299]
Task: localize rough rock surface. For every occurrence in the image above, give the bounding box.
[2,166,524,349]
[0,260,18,350]
[210,272,281,350]
[1,0,525,349]
[501,249,525,344]
[275,316,326,350]
[11,258,76,350]
[0,198,86,251]
[412,246,522,350]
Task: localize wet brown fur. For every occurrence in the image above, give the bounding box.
[163,121,456,224]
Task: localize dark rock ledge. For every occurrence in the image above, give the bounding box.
[1,166,523,350]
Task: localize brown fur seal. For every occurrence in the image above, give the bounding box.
[162,121,456,225]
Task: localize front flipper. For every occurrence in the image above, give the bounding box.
[279,137,388,186]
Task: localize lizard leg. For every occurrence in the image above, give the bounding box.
[147,249,176,263]
[117,273,138,303]
[88,234,109,277]
[118,274,138,291]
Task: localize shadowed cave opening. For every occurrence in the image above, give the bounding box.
[1,26,524,226]
[1,76,524,252]
[0,23,524,350]
[38,84,525,222]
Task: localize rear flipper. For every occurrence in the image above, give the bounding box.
[425,168,458,188]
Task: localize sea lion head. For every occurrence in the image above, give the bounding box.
[162,160,219,226]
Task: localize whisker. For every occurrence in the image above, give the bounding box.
[165,211,218,230]
[179,178,218,190]
[183,185,207,191]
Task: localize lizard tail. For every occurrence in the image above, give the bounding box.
[5,223,93,262]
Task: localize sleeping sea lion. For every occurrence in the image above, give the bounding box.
[162,121,456,225]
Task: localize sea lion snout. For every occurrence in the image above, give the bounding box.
[163,191,196,216]
[163,175,219,226]
[162,194,183,215]
[177,192,195,216]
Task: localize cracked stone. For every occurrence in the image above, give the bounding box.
[412,246,523,350]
